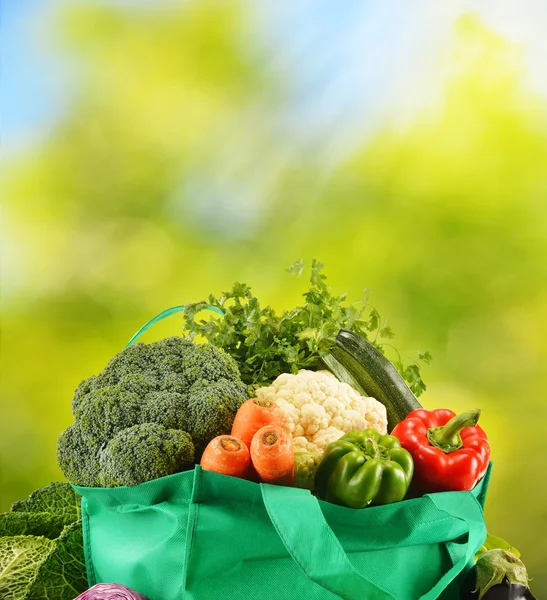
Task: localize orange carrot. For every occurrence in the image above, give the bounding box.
[250,425,295,486]
[200,435,251,479]
[231,398,283,450]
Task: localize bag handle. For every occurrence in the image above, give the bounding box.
[261,485,486,600]
[420,491,487,600]
[125,304,224,347]
[261,485,395,600]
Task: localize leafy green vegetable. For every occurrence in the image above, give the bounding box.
[24,521,87,600]
[182,260,429,394]
[11,481,81,524]
[1,482,81,540]
[0,512,66,540]
[0,535,54,599]
[0,522,86,600]
[0,483,87,600]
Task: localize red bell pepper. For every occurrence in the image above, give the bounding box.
[391,408,490,492]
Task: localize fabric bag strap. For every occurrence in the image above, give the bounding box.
[261,485,486,600]
[125,304,224,346]
[420,491,487,600]
[261,484,395,600]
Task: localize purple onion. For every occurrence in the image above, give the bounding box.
[74,583,150,600]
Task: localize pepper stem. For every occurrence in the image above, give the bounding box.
[364,437,381,459]
[427,409,481,453]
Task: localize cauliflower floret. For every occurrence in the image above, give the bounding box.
[300,402,329,436]
[312,426,349,451]
[255,370,387,455]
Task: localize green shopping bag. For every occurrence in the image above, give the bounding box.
[74,462,490,600]
[73,306,491,600]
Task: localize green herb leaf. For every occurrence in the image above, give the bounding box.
[367,311,380,332]
[410,379,427,397]
[182,261,429,393]
[379,324,395,339]
[286,260,305,277]
[418,351,433,365]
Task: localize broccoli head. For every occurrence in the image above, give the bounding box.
[58,336,247,487]
[98,423,194,487]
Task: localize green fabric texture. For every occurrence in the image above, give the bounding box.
[74,463,491,600]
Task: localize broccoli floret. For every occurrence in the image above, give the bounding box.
[75,386,142,445]
[118,373,157,395]
[57,337,248,487]
[185,380,247,451]
[93,342,158,387]
[142,391,187,431]
[72,375,97,416]
[57,423,102,487]
[178,342,242,385]
[98,423,194,487]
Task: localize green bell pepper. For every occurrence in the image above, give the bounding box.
[315,429,414,509]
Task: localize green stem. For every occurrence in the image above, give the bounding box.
[364,437,381,459]
[428,409,481,453]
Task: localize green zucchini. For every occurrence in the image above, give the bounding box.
[328,329,422,431]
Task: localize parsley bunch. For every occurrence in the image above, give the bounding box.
[182,260,429,395]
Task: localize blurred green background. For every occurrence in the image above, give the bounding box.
[2,0,546,593]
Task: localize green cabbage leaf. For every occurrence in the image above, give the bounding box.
[0,483,87,599]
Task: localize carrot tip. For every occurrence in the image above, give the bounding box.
[220,437,243,452]
[262,431,278,446]
[253,398,272,408]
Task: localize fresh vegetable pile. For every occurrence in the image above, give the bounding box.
[1,262,537,599]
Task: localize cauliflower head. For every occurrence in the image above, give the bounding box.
[255,370,387,455]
